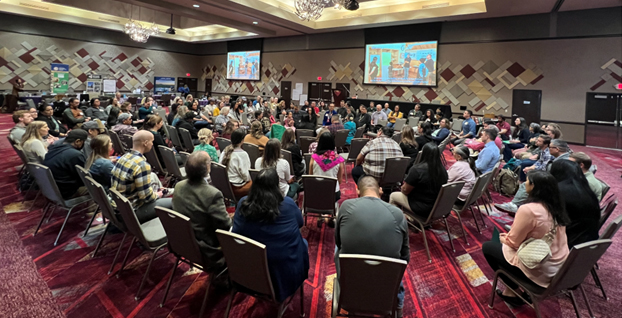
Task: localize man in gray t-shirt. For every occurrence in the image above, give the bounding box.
[335,176,410,317]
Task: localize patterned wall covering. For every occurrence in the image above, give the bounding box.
[590,58,622,91]
[202,62,296,95]
[0,41,155,92]
[328,60,544,111]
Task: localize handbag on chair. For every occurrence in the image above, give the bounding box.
[516,221,557,269]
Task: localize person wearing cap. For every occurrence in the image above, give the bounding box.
[85,98,107,123]
[43,130,89,199]
[111,113,138,136]
[82,119,106,159]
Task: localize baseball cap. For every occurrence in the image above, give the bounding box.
[82,119,105,131]
[65,129,88,143]
[118,113,132,123]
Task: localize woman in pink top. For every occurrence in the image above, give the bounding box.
[483,170,570,307]
[447,145,477,203]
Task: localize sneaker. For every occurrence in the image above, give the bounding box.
[396,308,403,318]
[495,202,518,213]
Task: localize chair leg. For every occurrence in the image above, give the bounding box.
[418,221,431,263]
[224,288,237,318]
[591,267,607,300]
[276,301,287,318]
[532,299,542,318]
[444,217,455,252]
[135,245,165,300]
[92,222,110,258]
[54,206,75,246]
[468,206,482,234]
[160,257,180,307]
[27,190,41,213]
[300,282,305,317]
[568,289,582,318]
[579,285,595,318]
[488,273,499,308]
[452,210,469,245]
[21,181,36,204]
[108,233,128,275]
[83,207,101,237]
[199,273,215,317]
[117,236,136,277]
[45,205,57,223]
[34,202,52,235]
[474,202,488,228]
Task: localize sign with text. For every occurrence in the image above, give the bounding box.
[50,63,69,94]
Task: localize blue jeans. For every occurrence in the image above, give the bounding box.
[519,159,536,181]
[503,143,525,162]
[511,183,529,206]
[404,67,409,79]
[387,122,395,128]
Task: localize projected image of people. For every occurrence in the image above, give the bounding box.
[227,50,261,80]
[364,41,437,86]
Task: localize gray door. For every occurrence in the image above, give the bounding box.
[585,93,622,149]
[511,89,541,125]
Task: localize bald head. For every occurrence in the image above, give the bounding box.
[132,130,154,154]
[357,176,381,198]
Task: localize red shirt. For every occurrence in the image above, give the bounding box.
[496,121,511,137]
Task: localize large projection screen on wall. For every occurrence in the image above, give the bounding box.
[227,50,261,81]
[364,41,438,87]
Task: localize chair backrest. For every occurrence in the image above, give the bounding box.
[215,230,276,300]
[303,153,311,174]
[178,128,195,152]
[108,130,126,155]
[28,163,67,206]
[393,118,407,131]
[302,175,337,215]
[461,171,493,209]
[438,133,452,152]
[210,162,237,203]
[318,111,326,125]
[414,151,423,165]
[120,134,133,149]
[546,239,612,296]
[26,98,37,109]
[144,146,167,175]
[299,136,315,154]
[179,151,190,166]
[334,129,350,149]
[158,145,185,180]
[476,126,483,137]
[354,126,365,138]
[426,181,466,222]
[451,119,463,132]
[242,143,260,169]
[75,165,93,188]
[155,207,204,267]
[13,144,30,165]
[337,254,407,316]
[280,149,295,175]
[155,108,167,121]
[109,189,152,247]
[408,117,419,128]
[216,137,232,151]
[241,113,250,126]
[296,129,314,144]
[378,157,410,187]
[597,178,610,200]
[392,132,402,144]
[599,197,618,229]
[249,169,260,182]
[377,119,388,127]
[83,176,126,231]
[600,215,622,240]
[167,125,183,149]
[347,138,369,162]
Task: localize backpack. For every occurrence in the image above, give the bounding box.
[503,158,521,171]
[494,169,520,197]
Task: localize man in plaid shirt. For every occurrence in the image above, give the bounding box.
[352,126,403,184]
[111,130,172,223]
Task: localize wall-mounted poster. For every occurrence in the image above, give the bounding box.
[86,74,102,93]
[154,76,176,93]
[103,79,116,93]
[50,63,69,94]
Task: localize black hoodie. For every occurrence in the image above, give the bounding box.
[42,142,86,199]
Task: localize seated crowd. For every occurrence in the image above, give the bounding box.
[8,93,611,317]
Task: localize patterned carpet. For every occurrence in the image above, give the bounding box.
[0,113,620,318]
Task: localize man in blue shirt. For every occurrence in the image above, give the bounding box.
[452,110,477,145]
[475,128,500,173]
[323,102,338,126]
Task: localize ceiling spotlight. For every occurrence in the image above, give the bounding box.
[193,4,200,7]
[253,21,258,24]
[345,0,359,11]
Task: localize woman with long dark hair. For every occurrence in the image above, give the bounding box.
[420,109,437,125]
[221,119,239,140]
[389,142,448,218]
[483,170,570,307]
[399,125,418,171]
[220,128,252,198]
[256,139,298,198]
[309,132,344,227]
[281,128,305,177]
[431,118,451,145]
[447,145,477,204]
[299,106,317,130]
[502,117,531,162]
[232,168,309,302]
[550,160,600,247]
[415,121,434,152]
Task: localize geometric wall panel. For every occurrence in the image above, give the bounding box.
[202,62,296,96]
[0,42,154,92]
[590,58,622,91]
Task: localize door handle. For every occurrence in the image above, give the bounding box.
[512,114,517,116]
[587,120,616,124]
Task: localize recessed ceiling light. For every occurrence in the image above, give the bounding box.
[253,21,258,24]
[193,4,200,7]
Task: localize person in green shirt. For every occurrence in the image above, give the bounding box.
[569,152,604,201]
[194,128,219,163]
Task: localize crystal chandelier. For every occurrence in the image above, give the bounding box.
[294,0,348,21]
[333,0,346,10]
[123,7,160,43]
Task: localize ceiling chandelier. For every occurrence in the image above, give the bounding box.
[294,0,353,21]
[123,7,159,43]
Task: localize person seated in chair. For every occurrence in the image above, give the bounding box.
[569,152,603,201]
[327,115,344,137]
[81,120,106,159]
[9,110,33,145]
[351,126,403,184]
[220,129,252,198]
[173,151,232,272]
[111,113,138,136]
[43,130,89,199]
[336,176,409,318]
[475,128,501,174]
[451,110,476,146]
[232,168,309,302]
[36,104,67,138]
[85,98,107,124]
[387,105,403,128]
[175,111,199,143]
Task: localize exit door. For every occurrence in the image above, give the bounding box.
[585,93,622,149]
[511,89,541,125]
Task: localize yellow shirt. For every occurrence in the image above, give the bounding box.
[388,111,403,123]
[213,107,220,116]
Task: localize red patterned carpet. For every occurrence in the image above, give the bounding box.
[0,113,620,318]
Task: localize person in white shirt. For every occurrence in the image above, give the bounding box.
[20,121,50,163]
[447,145,477,204]
[219,128,252,198]
[255,139,299,198]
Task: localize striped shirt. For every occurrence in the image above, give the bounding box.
[111,150,156,210]
[360,135,403,178]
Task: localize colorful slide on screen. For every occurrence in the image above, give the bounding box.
[364,41,438,86]
[227,50,261,81]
